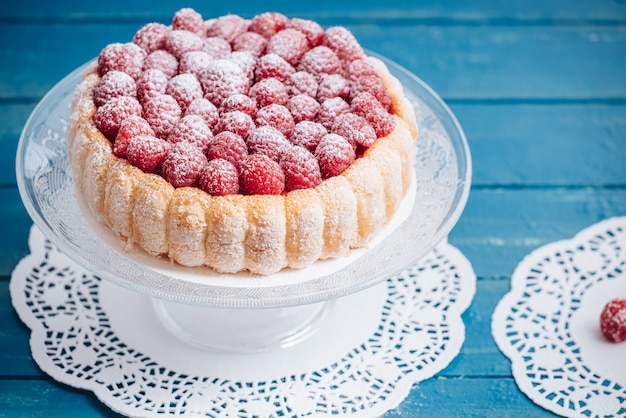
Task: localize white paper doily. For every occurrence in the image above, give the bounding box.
[11,225,476,417]
[492,217,626,418]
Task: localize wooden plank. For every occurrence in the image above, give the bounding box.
[1,24,626,101]
[0,103,35,186]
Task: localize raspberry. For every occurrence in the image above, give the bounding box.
[287,94,320,123]
[351,92,395,137]
[142,94,182,139]
[298,46,343,81]
[266,28,309,66]
[94,70,137,107]
[165,30,205,59]
[126,134,170,173]
[246,126,292,162]
[323,26,364,63]
[228,51,257,84]
[199,158,240,196]
[166,73,203,111]
[114,115,155,158]
[185,98,220,132]
[217,110,256,139]
[200,59,249,107]
[314,133,356,178]
[179,51,212,78]
[203,36,232,59]
[248,77,288,108]
[206,131,248,170]
[317,97,350,130]
[331,112,376,149]
[350,74,392,110]
[161,141,209,188]
[136,69,169,103]
[219,94,257,118]
[285,71,318,98]
[98,42,146,80]
[316,73,350,102]
[239,154,285,195]
[249,12,288,39]
[207,14,249,43]
[346,59,377,81]
[289,121,327,152]
[93,96,142,139]
[167,114,213,152]
[280,146,322,191]
[286,18,324,48]
[254,53,295,83]
[172,8,205,35]
[255,104,295,138]
[143,49,179,79]
[600,299,626,343]
[133,22,170,54]
[232,31,268,58]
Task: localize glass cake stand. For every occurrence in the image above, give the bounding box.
[16,54,471,352]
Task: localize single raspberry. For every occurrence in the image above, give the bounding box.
[232,31,268,58]
[285,18,324,48]
[316,97,350,130]
[316,73,350,102]
[346,59,377,81]
[255,104,295,138]
[185,98,220,132]
[167,114,213,152]
[179,51,212,78]
[219,94,257,118]
[94,70,137,107]
[227,51,257,84]
[239,154,285,195]
[246,126,292,162]
[200,59,249,107]
[143,49,179,79]
[142,94,182,139]
[350,74,392,110]
[248,77,288,108]
[133,22,170,54]
[206,131,248,170]
[203,36,232,59]
[600,298,626,343]
[280,146,322,191]
[266,28,309,67]
[199,158,240,196]
[248,12,288,39]
[254,53,295,83]
[126,134,170,173]
[285,71,318,98]
[287,94,320,123]
[217,110,256,139]
[136,69,169,103]
[164,29,205,59]
[166,73,203,111]
[113,115,155,158]
[172,8,205,35]
[298,46,343,81]
[98,42,146,80]
[289,121,327,152]
[314,133,356,178]
[331,112,376,149]
[93,95,142,139]
[161,141,209,188]
[351,92,395,137]
[323,26,364,63]
[206,14,249,43]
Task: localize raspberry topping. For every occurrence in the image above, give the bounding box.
[285,71,319,98]
[351,74,392,110]
[98,42,146,80]
[165,30,205,59]
[286,18,324,48]
[315,133,356,178]
[351,92,395,137]
[133,23,170,54]
[219,94,257,118]
[600,299,626,343]
[249,12,288,39]
[287,94,320,123]
[289,121,327,152]
[206,131,248,170]
[240,154,285,195]
[346,59,377,81]
[246,126,292,162]
[114,115,155,158]
[227,51,257,84]
[167,114,213,152]
[199,158,240,195]
[178,51,212,78]
[255,53,295,82]
[280,146,322,191]
[143,50,179,79]
[162,141,209,188]
[126,134,170,173]
[317,96,350,130]
[206,14,249,43]
[142,94,182,139]
[317,73,350,102]
[217,110,255,139]
[331,112,376,149]
[172,8,205,35]
[200,59,249,107]
[266,28,309,66]
[94,70,137,107]
[185,98,220,132]
[136,69,169,103]
[248,77,289,108]
[203,37,232,59]
[232,31,268,58]
[323,26,364,63]
[166,73,203,111]
[298,46,343,81]
[255,104,295,138]
[94,95,142,139]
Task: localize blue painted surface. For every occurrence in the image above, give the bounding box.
[1,1,625,416]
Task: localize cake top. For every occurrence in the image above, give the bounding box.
[92,8,396,195]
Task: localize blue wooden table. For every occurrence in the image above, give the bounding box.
[2,1,625,416]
